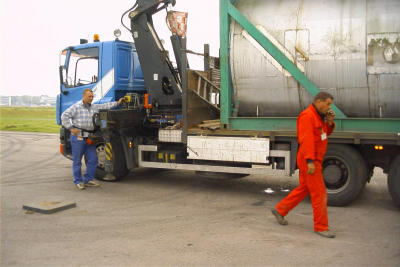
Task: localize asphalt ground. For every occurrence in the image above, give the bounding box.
[1,131,399,266]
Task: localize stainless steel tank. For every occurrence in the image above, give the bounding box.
[230,0,400,118]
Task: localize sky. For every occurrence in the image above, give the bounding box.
[0,0,220,97]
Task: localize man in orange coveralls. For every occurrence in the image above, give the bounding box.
[271,92,336,238]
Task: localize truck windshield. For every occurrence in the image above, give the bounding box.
[64,47,99,87]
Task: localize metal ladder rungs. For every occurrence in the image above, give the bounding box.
[192,71,221,111]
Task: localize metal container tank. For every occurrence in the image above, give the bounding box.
[229,0,400,118]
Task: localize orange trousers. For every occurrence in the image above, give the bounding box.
[276,162,328,232]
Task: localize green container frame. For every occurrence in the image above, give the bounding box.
[219,0,400,134]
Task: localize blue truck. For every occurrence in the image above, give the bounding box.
[57,0,400,207]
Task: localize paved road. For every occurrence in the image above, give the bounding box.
[1,131,399,266]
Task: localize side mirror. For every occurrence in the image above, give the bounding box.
[59,66,65,86]
[59,66,69,87]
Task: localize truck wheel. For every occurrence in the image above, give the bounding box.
[388,155,400,208]
[95,138,129,181]
[323,144,368,206]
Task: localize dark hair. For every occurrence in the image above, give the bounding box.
[314,92,334,102]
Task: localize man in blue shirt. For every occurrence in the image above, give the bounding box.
[61,89,124,190]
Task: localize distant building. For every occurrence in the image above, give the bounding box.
[39,95,57,106]
[0,96,12,106]
[0,95,56,107]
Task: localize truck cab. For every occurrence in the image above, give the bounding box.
[56,38,145,125]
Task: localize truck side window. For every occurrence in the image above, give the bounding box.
[66,47,99,87]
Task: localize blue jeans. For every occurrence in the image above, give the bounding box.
[70,135,98,184]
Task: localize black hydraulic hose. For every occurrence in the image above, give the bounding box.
[121,1,138,32]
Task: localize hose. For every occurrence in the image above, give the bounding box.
[121,1,138,32]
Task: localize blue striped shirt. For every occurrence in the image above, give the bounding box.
[61,100,118,136]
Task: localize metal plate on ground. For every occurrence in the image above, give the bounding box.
[23,200,76,214]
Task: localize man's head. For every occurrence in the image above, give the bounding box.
[313,92,334,115]
[82,89,94,105]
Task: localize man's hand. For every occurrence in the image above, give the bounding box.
[70,128,80,136]
[118,98,125,105]
[326,109,335,126]
[307,162,315,174]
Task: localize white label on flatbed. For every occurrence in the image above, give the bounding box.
[187,136,270,163]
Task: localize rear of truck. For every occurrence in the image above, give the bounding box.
[135,0,400,207]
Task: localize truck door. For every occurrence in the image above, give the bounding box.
[57,45,101,124]
[112,42,145,97]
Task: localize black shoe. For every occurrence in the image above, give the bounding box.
[271,208,288,225]
[315,230,336,238]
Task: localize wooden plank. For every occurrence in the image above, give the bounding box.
[202,119,220,124]
[198,121,220,130]
[199,122,219,127]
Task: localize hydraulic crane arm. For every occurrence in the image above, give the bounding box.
[127,0,182,110]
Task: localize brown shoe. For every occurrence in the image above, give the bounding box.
[315,230,336,238]
[76,182,85,190]
[271,208,288,225]
[84,180,100,187]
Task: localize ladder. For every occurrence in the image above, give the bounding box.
[192,70,220,111]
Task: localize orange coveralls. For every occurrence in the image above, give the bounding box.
[276,104,335,231]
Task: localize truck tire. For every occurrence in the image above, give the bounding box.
[323,144,368,206]
[388,155,400,208]
[94,137,129,181]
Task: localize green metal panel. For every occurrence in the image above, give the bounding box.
[229,117,297,132]
[228,117,400,133]
[219,0,231,125]
[335,118,400,133]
